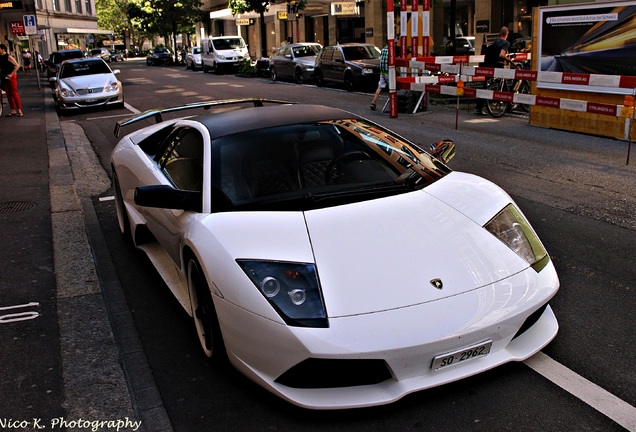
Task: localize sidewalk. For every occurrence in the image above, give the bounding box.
[0,73,171,431]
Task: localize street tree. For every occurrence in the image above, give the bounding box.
[228,0,307,57]
[128,0,205,53]
[95,0,154,52]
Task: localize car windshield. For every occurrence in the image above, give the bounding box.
[211,119,450,212]
[60,60,111,78]
[154,48,170,54]
[213,38,245,50]
[293,45,320,57]
[52,51,84,64]
[90,49,103,55]
[342,45,380,60]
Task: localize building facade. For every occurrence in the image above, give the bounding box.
[0,0,109,64]
[195,0,551,59]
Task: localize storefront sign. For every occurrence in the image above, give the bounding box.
[277,11,288,20]
[10,21,25,35]
[236,18,254,26]
[331,2,357,16]
[0,1,23,10]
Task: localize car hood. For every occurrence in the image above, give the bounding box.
[349,58,380,69]
[294,56,317,66]
[60,74,116,89]
[205,172,528,318]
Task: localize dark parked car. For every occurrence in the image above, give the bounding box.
[270,43,322,84]
[314,43,381,91]
[510,37,532,54]
[109,49,126,62]
[444,36,475,56]
[146,47,174,66]
[45,49,86,80]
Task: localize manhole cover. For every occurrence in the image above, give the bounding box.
[0,201,36,214]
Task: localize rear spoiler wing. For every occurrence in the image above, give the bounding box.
[114,98,293,138]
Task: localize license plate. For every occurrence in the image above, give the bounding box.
[431,340,492,371]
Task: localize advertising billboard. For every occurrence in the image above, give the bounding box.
[538,1,636,95]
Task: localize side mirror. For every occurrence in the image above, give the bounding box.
[429,139,456,164]
[135,185,201,212]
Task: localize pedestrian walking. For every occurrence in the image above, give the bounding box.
[0,43,24,117]
[370,43,389,111]
[35,50,44,72]
[22,50,32,75]
[474,26,510,115]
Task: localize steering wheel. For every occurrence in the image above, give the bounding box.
[325,151,371,184]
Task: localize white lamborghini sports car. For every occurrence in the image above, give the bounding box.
[110,99,559,410]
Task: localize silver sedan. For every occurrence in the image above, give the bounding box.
[49,57,123,112]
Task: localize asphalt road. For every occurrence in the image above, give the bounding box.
[58,58,636,431]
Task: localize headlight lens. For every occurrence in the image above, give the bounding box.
[485,204,549,272]
[237,260,328,328]
[105,81,119,92]
[59,83,76,97]
[361,67,374,74]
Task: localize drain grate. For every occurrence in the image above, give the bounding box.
[0,201,37,214]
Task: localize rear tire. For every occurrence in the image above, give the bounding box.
[270,66,278,81]
[113,171,132,242]
[315,69,325,87]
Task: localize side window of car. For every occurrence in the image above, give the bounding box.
[332,49,343,62]
[159,128,204,192]
[284,47,292,57]
[321,48,333,62]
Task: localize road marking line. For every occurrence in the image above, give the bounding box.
[525,352,636,431]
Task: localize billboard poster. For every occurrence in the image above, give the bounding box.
[538,1,636,94]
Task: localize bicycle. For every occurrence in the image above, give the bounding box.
[486,60,531,118]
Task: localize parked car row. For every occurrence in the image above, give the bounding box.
[185,42,383,92]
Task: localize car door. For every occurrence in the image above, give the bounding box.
[328,47,346,82]
[319,47,336,81]
[279,46,294,78]
[143,126,205,266]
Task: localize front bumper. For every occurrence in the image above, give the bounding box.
[56,92,123,110]
[216,260,559,409]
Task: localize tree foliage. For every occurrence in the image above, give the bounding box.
[131,0,205,39]
[228,0,307,15]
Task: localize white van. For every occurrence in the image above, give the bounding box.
[201,36,249,74]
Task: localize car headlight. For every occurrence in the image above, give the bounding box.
[484,204,549,272]
[105,81,119,92]
[361,68,374,74]
[218,54,227,60]
[237,260,328,328]
[59,83,76,97]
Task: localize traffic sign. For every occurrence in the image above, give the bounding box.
[23,14,37,35]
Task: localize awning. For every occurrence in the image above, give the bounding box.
[53,28,114,35]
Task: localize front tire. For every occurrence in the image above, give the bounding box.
[187,258,226,361]
[294,67,304,84]
[344,72,355,92]
[270,66,278,81]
